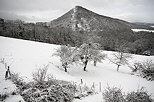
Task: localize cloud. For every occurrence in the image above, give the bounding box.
[0,0,72,12]
[0,0,73,22]
[0,11,31,21]
[0,0,154,23]
[81,0,154,23]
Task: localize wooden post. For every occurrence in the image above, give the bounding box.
[99,82,101,92]
[93,82,95,87]
[92,82,95,90]
[81,79,83,84]
[5,63,7,69]
[94,60,97,66]
[73,82,76,94]
[80,85,82,93]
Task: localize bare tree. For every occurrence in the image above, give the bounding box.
[53,45,78,72]
[92,50,106,66]
[109,42,132,71]
[78,43,106,71]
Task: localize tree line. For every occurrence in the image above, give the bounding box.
[0,18,154,55]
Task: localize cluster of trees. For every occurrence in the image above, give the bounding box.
[0,19,53,43]
[0,19,87,47]
[97,30,154,55]
[54,41,132,72]
[53,43,106,72]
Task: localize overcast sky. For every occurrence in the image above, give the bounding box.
[0,0,154,23]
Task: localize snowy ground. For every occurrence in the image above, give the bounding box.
[0,36,154,102]
[132,28,154,32]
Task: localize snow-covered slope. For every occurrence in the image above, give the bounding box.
[0,36,154,102]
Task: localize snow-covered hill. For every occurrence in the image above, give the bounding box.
[0,36,154,102]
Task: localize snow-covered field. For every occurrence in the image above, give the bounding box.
[0,36,154,102]
[132,28,154,32]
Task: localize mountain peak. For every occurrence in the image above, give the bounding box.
[74,5,83,9]
[49,6,153,31]
[73,6,87,13]
[73,6,90,13]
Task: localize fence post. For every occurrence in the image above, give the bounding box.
[99,82,101,92]
[92,82,95,90]
[72,82,76,94]
[5,63,7,69]
[80,85,82,93]
[81,79,83,84]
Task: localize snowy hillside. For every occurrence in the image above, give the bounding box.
[0,36,154,102]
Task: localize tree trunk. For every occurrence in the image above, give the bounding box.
[84,60,88,71]
[94,60,97,66]
[64,67,67,72]
[117,65,120,71]
[63,63,67,72]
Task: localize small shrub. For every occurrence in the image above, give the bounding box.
[130,60,154,81]
[139,60,154,81]
[11,91,18,95]
[21,87,41,102]
[74,84,96,99]
[11,73,25,86]
[32,65,48,84]
[126,87,152,102]
[33,78,63,90]
[102,86,125,102]
[21,79,76,102]
[0,90,19,101]
[102,86,152,102]
[0,93,9,101]
[129,62,142,72]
